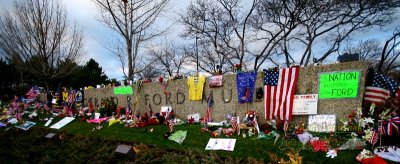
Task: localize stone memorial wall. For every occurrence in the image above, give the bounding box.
[83,61,370,124]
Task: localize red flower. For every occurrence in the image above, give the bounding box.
[188,117,195,124]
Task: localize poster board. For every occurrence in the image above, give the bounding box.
[205,138,236,151]
[293,94,318,115]
[50,117,75,129]
[318,70,360,99]
[307,115,336,132]
[113,86,133,95]
[15,121,36,130]
[160,106,173,116]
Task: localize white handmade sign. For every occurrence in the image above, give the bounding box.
[293,94,318,115]
[205,138,236,151]
[160,106,173,116]
[15,121,36,131]
[307,115,336,132]
[50,117,75,129]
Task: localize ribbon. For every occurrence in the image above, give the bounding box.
[387,117,400,136]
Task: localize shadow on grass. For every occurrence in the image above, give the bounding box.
[0,128,262,163]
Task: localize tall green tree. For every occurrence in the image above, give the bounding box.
[58,59,108,89]
[81,59,108,87]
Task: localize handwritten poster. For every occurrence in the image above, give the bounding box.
[50,117,75,129]
[307,115,336,132]
[113,86,133,95]
[205,138,236,151]
[293,94,318,115]
[319,71,360,99]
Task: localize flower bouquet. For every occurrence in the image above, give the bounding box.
[356,149,387,164]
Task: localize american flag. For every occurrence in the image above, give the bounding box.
[253,117,260,134]
[364,69,399,104]
[15,107,21,120]
[125,105,131,120]
[264,67,299,121]
[283,120,289,132]
[168,120,174,132]
[231,116,238,134]
[206,107,212,122]
[369,130,378,146]
[378,124,386,135]
[26,87,38,99]
[68,90,76,104]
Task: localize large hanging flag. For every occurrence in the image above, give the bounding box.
[264,67,299,121]
[364,68,399,104]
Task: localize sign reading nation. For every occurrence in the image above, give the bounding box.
[319,71,360,99]
[113,86,133,95]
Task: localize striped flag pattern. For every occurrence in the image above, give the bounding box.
[15,107,21,120]
[264,67,299,121]
[369,130,378,145]
[168,120,174,132]
[364,69,399,104]
[206,107,212,122]
[387,117,400,136]
[378,124,386,135]
[125,105,131,120]
[68,90,76,104]
[231,116,238,134]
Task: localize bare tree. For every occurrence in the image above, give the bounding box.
[147,41,188,77]
[344,39,381,62]
[342,29,400,75]
[377,29,400,74]
[181,0,258,72]
[93,0,170,81]
[188,41,233,74]
[0,0,84,90]
[250,0,400,69]
[294,0,399,66]
[136,64,162,80]
[251,0,305,69]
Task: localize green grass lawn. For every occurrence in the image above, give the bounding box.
[0,116,395,163]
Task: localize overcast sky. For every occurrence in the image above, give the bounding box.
[64,0,191,80]
[0,0,191,80]
[0,0,398,80]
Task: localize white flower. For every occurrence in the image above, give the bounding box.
[356,149,374,160]
[326,149,337,158]
[351,132,358,138]
[340,119,349,131]
[362,129,372,141]
[358,118,367,128]
[364,117,374,125]
[357,107,363,118]
[368,104,375,116]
